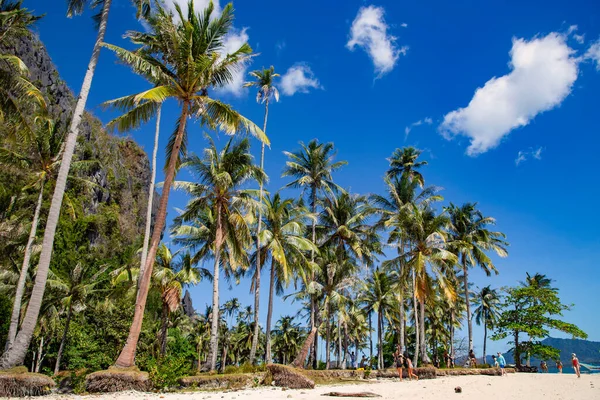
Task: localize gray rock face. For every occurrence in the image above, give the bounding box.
[182,290,195,317]
[4,34,159,245]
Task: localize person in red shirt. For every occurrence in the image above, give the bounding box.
[572,353,581,378]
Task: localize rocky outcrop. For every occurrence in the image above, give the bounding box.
[182,290,195,317]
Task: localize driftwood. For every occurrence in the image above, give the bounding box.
[290,327,317,368]
[322,392,381,397]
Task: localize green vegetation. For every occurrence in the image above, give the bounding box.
[0,0,588,393]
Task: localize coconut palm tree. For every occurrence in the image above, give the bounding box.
[272,315,304,365]
[282,139,346,366]
[359,268,394,369]
[402,207,457,365]
[446,202,508,353]
[243,66,279,363]
[386,147,428,186]
[0,0,153,368]
[222,298,241,328]
[100,1,267,368]
[171,136,263,371]
[250,194,316,363]
[153,245,209,356]
[473,285,501,365]
[50,262,109,374]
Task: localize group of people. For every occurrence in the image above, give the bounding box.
[393,346,419,381]
[539,354,580,377]
[491,352,508,376]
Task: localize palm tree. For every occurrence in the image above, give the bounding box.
[272,315,304,365]
[101,1,267,369]
[251,194,316,363]
[172,137,263,371]
[50,262,109,374]
[153,245,208,356]
[243,66,280,363]
[522,272,554,290]
[473,286,501,365]
[402,207,457,365]
[446,202,508,352]
[282,139,346,366]
[386,147,427,186]
[360,268,394,369]
[222,298,241,328]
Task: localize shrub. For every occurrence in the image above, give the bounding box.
[146,356,193,390]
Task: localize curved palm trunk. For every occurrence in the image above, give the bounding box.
[138,105,161,290]
[291,326,317,368]
[34,336,44,373]
[462,255,473,352]
[250,99,269,364]
[0,0,112,369]
[5,179,44,351]
[54,303,73,375]
[412,271,420,367]
[115,101,189,368]
[159,302,169,357]
[207,202,224,371]
[264,259,276,363]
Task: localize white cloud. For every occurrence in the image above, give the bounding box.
[216,28,251,96]
[163,0,221,19]
[439,33,578,156]
[401,23,408,28]
[280,65,321,96]
[567,25,578,35]
[573,34,585,44]
[346,5,406,76]
[515,147,543,166]
[405,117,433,136]
[585,38,600,70]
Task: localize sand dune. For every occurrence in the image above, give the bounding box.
[44,373,599,400]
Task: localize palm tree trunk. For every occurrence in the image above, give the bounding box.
[419,298,429,364]
[5,178,44,351]
[207,202,224,372]
[310,185,318,369]
[337,317,342,368]
[377,311,383,369]
[450,309,455,363]
[160,302,169,357]
[221,345,228,373]
[514,332,520,368]
[412,271,420,367]
[368,311,373,363]
[249,264,261,363]
[138,104,161,290]
[0,0,112,369]
[114,101,190,368]
[341,321,348,370]
[399,292,405,354]
[35,336,44,373]
[54,304,73,375]
[265,259,276,363]
[462,256,473,352]
[482,323,487,365]
[291,326,317,368]
[325,302,331,369]
[197,343,202,374]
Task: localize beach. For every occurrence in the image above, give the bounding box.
[39,373,599,400]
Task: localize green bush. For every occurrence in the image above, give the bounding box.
[146,356,193,390]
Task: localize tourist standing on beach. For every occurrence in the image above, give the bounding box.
[393,347,404,382]
[406,357,419,381]
[497,352,507,376]
[556,360,563,373]
[572,354,581,378]
[350,352,356,369]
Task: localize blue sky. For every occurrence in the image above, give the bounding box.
[25,0,600,358]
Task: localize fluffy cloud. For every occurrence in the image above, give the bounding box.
[515,147,543,166]
[405,117,433,136]
[280,65,321,96]
[217,28,251,96]
[163,0,221,19]
[585,38,600,70]
[346,5,407,76]
[439,33,578,156]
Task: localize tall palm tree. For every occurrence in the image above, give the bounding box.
[244,66,279,363]
[282,139,346,366]
[360,268,394,369]
[402,207,457,365]
[446,202,508,352]
[172,137,263,371]
[222,298,241,328]
[473,285,501,365]
[522,272,554,290]
[251,194,316,363]
[101,1,267,369]
[272,315,304,365]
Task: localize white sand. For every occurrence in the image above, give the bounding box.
[42,374,599,400]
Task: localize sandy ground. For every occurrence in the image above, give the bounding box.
[37,373,599,400]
